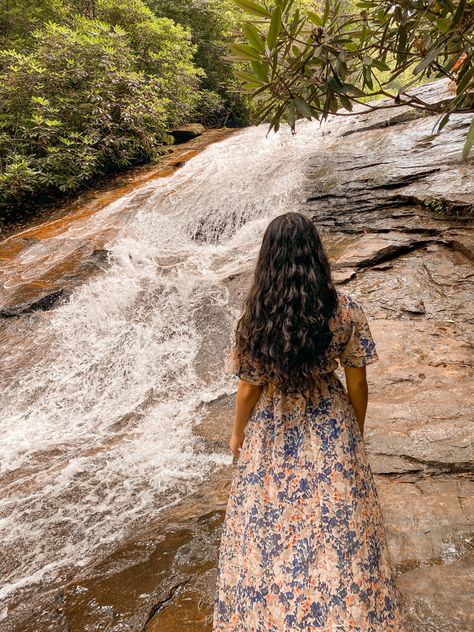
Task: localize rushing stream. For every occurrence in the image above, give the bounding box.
[0,121,332,614]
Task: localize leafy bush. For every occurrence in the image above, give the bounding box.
[0,10,199,217]
[97,0,202,126]
[0,0,68,48]
[148,0,253,126]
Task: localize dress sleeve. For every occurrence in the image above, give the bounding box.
[339,298,379,368]
[227,346,267,385]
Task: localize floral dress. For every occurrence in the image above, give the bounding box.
[213,292,406,632]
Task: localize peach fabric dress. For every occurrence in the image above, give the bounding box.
[213,291,406,631]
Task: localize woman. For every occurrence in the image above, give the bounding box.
[213,212,406,631]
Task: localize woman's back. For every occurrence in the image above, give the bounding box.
[231,290,378,390]
[214,214,406,631]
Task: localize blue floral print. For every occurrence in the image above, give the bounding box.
[213,292,406,631]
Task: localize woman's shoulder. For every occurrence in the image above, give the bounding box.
[334,291,371,329]
[335,290,365,313]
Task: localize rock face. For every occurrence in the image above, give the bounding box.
[2,82,473,631]
[171,124,206,143]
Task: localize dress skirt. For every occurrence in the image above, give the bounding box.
[213,292,407,631]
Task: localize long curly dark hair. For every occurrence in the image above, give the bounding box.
[235,212,338,394]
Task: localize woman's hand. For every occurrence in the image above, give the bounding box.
[343,365,369,436]
[229,431,245,459]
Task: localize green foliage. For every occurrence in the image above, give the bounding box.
[0,0,68,48]
[423,197,474,217]
[147,0,252,126]
[0,0,240,219]
[97,0,202,126]
[422,198,450,214]
[0,18,176,215]
[232,0,474,158]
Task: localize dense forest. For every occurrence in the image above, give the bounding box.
[0,0,249,220]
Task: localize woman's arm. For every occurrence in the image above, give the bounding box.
[343,366,369,436]
[229,379,263,458]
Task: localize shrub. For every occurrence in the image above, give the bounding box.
[0,15,198,217]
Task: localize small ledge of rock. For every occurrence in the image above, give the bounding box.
[333,268,357,284]
[400,298,426,315]
[0,288,69,318]
[170,124,206,144]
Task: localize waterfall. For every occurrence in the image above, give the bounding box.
[0,120,330,605]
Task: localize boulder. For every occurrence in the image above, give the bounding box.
[170,123,206,143]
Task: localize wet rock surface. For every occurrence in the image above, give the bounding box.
[2,82,473,631]
[0,288,70,317]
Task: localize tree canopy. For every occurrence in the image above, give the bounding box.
[147,0,251,126]
[231,0,474,158]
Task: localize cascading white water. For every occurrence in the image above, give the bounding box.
[0,120,336,611]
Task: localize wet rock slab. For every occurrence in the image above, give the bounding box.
[309,84,473,629]
[2,81,473,631]
[6,471,233,632]
[363,319,473,475]
[379,475,474,632]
